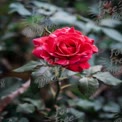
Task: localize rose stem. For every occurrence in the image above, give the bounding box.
[54,67,62,104]
[54,80,60,104]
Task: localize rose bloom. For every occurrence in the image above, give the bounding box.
[32,27,98,72]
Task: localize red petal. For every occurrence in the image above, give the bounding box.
[33,37,48,47]
[66,64,83,72]
[55,58,69,66]
[80,62,90,69]
[92,45,98,53]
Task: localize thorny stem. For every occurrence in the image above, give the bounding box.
[54,80,60,104]
[48,67,62,116]
[54,67,62,104]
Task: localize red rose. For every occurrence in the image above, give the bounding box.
[32,27,98,72]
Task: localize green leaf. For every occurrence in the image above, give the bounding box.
[13,61,42,72]
[78,77,99,97]
[16,103,35,113]
[93,72,122,86]
[68,108,85,119]
[68,99,94,110]
[32,1,57,16]
[100,19,121,27]
[0,77,23,98]
[9,3,31,16]
[99,113,116,119]
[103,101,120,112]
[67,70,78,76]
[101,28,122,42]
[22,98,45,110]
[6,117,18,122]
[18,118,29,122]
[61,68,78,78]
[84,65,102,75]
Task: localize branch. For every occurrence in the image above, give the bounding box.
[0,79,30,113]
[90,84,110,99]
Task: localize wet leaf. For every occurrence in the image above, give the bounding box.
[93,72,122,86]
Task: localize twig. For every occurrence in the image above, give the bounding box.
[0,79,30,113]
[1,58,12,70]
[44,27,51,34]
[90,84,110,99]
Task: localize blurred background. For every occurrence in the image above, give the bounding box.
[0,0,122,122]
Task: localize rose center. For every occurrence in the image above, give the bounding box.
[58,41,76,55]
